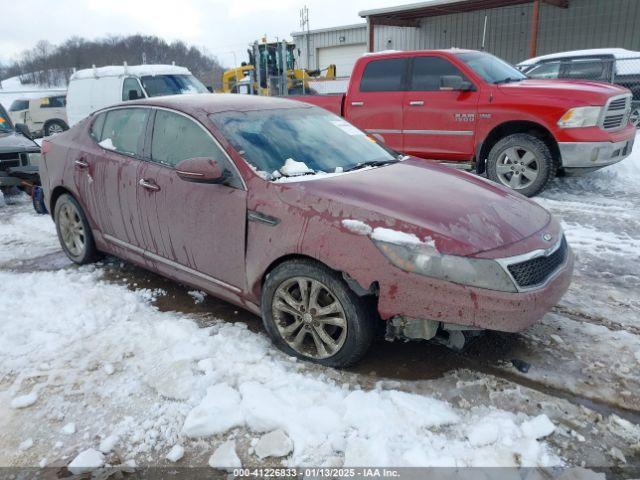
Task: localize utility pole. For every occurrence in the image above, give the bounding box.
[300,5,310,94]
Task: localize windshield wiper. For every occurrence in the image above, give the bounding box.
[344,159,399,172]
[494,77,524,84]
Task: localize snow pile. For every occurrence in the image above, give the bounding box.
[209,440,241,469]
[279,158,314,177]
[0,198,59,264]
[67,448,105,475]
[99,138,116,150]
[0,261,561,467]
[341,219,373,236]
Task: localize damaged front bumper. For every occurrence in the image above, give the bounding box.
[377,246,574,335]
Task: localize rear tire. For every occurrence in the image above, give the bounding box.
[44,120,68,137]
[54,194,100,264]
[261,259,374,368]
[486,133,556,197]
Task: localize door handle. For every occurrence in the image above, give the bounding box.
[74,157,89,168]
[408,100,425,106]
[138,178,160,192]
[351,101,364,107]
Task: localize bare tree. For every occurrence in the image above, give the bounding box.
[3,35,223,88]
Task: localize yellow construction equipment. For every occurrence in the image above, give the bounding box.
[221,39,336,95]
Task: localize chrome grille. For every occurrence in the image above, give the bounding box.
[507,237,568,288]
[600,94,631,131]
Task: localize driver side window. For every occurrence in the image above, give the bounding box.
[122,78,144,101]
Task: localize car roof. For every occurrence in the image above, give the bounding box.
[519,48,639,66]
[121,93,313,115]
[71,64,191,80]
[362,48,477,58]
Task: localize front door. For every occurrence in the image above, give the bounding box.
[402,55,479,161]
[343,56,407,152]
[137,109,247,290]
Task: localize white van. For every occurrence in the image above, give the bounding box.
[66,64,209,126]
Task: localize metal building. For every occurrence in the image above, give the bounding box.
[292,0,640,75]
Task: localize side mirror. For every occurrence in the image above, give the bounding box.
[128,90,141,101]
[206,86,213,93]
[15,123,32,139]
[175,157,226,184]
[440,75,473,91]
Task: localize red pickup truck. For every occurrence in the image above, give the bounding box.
[291,49,636,196]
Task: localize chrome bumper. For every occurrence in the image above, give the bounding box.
[559,136,635,169]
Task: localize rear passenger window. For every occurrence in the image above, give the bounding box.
[90,112,106,141]
[410,56,469,91]
[100,108,148,156]
[151,110,227,167]
[360,58,407,92]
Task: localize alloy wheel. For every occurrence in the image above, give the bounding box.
[496,146,539,190]
[272,276,348,359]
[58,202,86,257]
[630,108,640,128]
[47,123,64,136]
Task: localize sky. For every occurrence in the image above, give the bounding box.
[0,0,397,68]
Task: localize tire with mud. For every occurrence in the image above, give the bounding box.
[54,194,100,264]
[486,133,556,197]
[261,259,375,368]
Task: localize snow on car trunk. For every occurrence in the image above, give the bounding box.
[0,248,560,468]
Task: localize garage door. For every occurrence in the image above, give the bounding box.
[318,44,367,78]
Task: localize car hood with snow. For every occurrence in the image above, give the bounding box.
[497,79,630,105]
[0,130,40,155]
[274,157,552,257]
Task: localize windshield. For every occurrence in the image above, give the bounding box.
[140,74,208,97]
[209,107,397,179]
[0,107,12,132]
[456,52,526,84]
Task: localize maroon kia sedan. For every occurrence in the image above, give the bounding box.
[39,94,573,367]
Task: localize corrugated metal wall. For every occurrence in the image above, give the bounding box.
[292,24,367,71]
[375,4,532,62]
[537,0,640,57]
[293,0,640,71]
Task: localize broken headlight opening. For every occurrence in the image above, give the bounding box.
[373,239,517,293]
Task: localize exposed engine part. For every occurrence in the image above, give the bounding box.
[385,316,483,351]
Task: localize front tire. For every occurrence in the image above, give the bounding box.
[261,259,374,368]
[54,194,100,264]
[486,133,556,197]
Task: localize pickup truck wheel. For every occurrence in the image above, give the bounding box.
[261,259,374,368]
[54,194,100,264]
[487,134,555,197]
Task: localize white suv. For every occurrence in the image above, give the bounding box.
[9,95,68,137]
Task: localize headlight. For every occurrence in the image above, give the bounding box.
[373,240,517,293]
[27,152,41,166]
[557,106,602,128]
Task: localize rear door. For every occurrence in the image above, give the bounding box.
[78,107,149,249]
[343,57,407,152]
[137,108,247,290]
[402,55,479,161]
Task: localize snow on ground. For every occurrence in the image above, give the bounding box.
[0,255,561,468]
[0,75,66,110]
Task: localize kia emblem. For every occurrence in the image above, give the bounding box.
[542,233,553,242]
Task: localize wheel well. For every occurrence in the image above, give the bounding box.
[259,254,378,298]
[477,121,560,174]
[49,186,72,213]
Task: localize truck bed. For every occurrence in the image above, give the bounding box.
[286,93,345,116]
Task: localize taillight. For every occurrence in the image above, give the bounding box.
[41,140,53,155]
